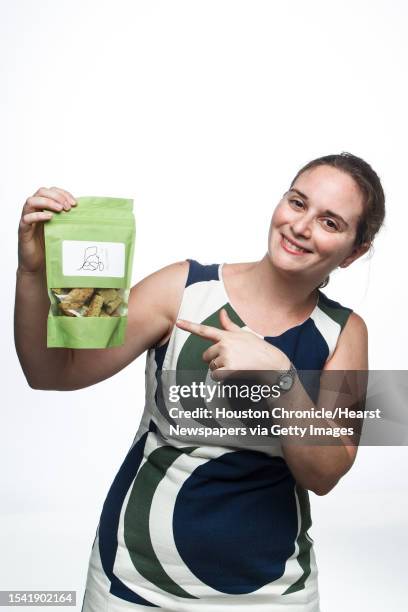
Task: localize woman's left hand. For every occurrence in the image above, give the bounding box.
[175,308,290,381]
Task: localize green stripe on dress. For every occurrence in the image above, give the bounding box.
[317,297,352,330]
[124,445,198,598]
[283,484,312,595]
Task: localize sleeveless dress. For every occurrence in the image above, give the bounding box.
[81,259,352,612]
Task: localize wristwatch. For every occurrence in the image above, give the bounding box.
[277,362,297,394]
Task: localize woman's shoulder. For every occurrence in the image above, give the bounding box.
[316,292,367,368]
[317,291,367,332]
[341,310,368,336]
[323,309,368,369]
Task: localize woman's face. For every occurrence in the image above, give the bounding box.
[268,165,368,283]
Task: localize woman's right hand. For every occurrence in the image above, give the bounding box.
[18,186,77,274]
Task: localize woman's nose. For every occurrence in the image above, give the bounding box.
[291,214,312,238]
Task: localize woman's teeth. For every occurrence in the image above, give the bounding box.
[282,236,309,253]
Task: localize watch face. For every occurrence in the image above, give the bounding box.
[279,374,293,391]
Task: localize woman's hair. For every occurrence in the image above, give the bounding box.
[289,152,386,288]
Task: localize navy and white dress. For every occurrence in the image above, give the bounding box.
[82,259,352,612]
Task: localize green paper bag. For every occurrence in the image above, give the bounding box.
[44,196,135,349]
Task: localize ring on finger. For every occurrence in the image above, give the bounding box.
[210,358,218,370]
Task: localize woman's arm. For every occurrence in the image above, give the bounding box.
[175,308,368,496]
[14,185,190,391]
[15,262,189,391]
[277,312,368,495]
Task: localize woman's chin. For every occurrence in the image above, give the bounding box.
[270,253,309,273]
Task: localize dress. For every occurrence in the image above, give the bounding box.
[81,259,352,612]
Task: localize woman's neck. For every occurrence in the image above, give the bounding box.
[232,254,320,317]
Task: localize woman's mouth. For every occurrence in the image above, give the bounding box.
[280,235,312,255]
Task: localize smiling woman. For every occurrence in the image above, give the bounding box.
[14,153,385,612]
[268,166,368,291]
[279,153,385,288]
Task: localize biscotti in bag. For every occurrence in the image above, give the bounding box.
[44,196,135,348]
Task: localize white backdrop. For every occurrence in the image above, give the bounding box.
[1,1,408,610]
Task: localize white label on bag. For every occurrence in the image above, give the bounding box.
[62,240,125,277]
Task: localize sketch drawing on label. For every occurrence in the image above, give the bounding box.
[63,240,124,277]
[78,245,105,272]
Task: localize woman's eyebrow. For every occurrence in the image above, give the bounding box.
[286,188,349,228]
[287,187,309,200]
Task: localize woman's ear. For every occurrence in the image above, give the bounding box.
[339,242,371,268]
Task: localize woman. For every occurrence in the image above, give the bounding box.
[15,152,385,611]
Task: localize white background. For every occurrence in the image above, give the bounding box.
[1,0,408,610]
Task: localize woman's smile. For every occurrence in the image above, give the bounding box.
[280,234,313,255]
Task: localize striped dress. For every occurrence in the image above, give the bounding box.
[81,259,352,612]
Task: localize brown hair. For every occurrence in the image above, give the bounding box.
[289,152,386,287]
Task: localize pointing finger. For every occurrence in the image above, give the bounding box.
[176,319,223,342]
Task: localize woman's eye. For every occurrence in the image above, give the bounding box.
[289,199,304,209]
[322,218,339,231]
